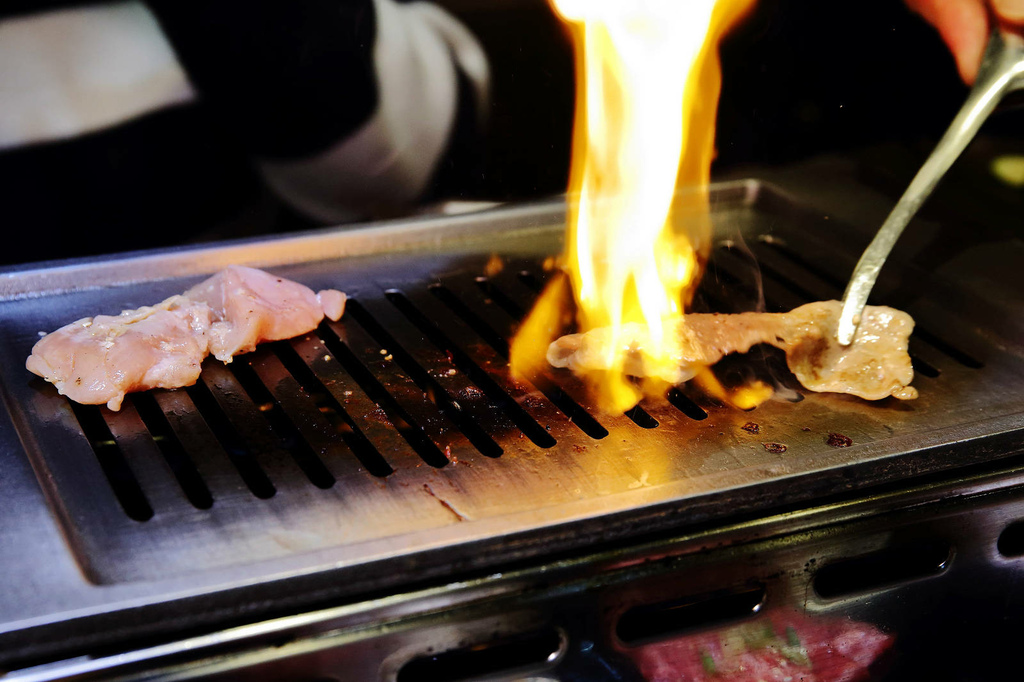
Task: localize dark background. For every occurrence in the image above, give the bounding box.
[3,0,1022,264]
[449,0,1024,197]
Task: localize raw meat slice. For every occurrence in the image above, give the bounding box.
[27,266,347,410]
[25,296,211,411]
[630,610,893,682]
[184,265,345,362]
[548,301,917,401]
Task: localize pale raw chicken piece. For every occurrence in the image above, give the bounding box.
[183,265,345,362]
[317,289,347,321]
[548,301,917,401]
[27,266,348,410]
[25,296,211,411]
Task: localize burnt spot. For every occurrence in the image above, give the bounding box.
[762,442,788,453]
[741,422,760,434]
[826,432,853,448]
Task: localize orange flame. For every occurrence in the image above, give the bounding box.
[511,0,755,413]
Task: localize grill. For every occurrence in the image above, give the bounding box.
[2,180,1024,680]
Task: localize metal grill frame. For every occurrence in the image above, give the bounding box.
[1,180,1022,667]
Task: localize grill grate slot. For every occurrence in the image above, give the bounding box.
[412,284,610,440]
[385,289,561,445]
[474,277,527,320]
[130,393,213,510]
[272,341,394,477]
[201,362,322,489]
[69,403,154,521]
[428,284,511,358]
[318,318,450,468]
[624,405,658,429]
[345,299,503,458]
[151,390,255,499]
[185,379,276,499]
[289,331,419,473]
[666,389,709,420]
[358,294,534,444]
[754,237,985,369]
[905,328,984,369]
[239,352,338,489]
[516,269,546,293]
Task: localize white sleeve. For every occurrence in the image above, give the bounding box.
[257,0,490,223]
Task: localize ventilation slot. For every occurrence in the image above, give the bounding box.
[70,403,154,521]
[393,287,592,445]
[344,300,503,458]
[813,538,952,599]
[624,405,659,429]
[385,288,556,448]
[908,328,983,369]
[617,584,766,645]
[757,237,984,368]
[185,381,276,499]
[423,284,609,441]
[318,320,450,468]
[272,342,393,477]
[667,389,709,420]
[130,393,213,509]
[397,628,563,682]
[911,356,940,378]
[997,520,1024,557]
[226,359,335,489]
[474,276,529,321]
[427,284,510,357]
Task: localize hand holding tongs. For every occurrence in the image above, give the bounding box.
[837,25,1024,345]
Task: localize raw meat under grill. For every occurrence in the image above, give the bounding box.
[630,610,893,682]
[548,301,918,401]
[26,266,346,411]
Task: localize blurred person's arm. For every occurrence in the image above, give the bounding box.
[906,0,1024,83]
[147,0,489,223]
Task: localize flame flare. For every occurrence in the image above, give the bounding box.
[511,0,755,413]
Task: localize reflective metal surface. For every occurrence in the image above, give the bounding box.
[0,180,1022,669]
[10,458,1024,681]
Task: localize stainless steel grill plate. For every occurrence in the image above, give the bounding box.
[1,180,1021,664]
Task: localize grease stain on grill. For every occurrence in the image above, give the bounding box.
[826,432,853,448]
[423,483,468,522]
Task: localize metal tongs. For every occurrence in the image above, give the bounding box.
[837,26,1024,345]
